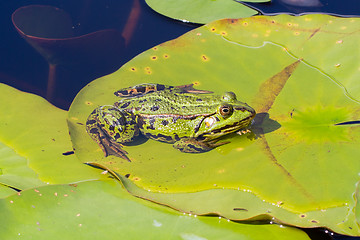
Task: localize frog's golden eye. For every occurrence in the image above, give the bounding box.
[219,104,233,117]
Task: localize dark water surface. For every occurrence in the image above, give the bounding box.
[0,0,194,109]
[0,1,359,239]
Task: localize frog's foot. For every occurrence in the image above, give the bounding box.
[176,84,213,94]
[236,129,251,135]
[99,133,131,162]
[87,124,131,162]
[173,138,229,153]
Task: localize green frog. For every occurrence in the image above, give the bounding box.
[86,83,256,161]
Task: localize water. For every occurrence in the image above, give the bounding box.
[0,1,359,239]
[0,0,194,109]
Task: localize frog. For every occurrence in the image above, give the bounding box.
[86,83,256,161]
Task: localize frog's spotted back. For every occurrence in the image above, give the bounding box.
[114,83,212,98]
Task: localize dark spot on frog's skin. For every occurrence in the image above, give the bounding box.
[150,105,160,111]
[114,133,121,139]
[135,107,141,111]
[162,120,169,126]
[196,99,203,102]
[115,90,129,96]
[89,128,99,134]
[156,84,165,91]
[146,118,156,130]
[120,102,131,108]
[86,119,97,125]
[149,133,174,143]
[138,99,147,103]
[146,125,155,130]
[125,174,130,178]
[128,119,136,125]
[212,129,221,134]
[188,144,205,152]
[77,122,84,125]
[182,106,186,109]
[155,99,162,102]
[174,134,180,141]
[62,151,74,156]
[109,125,115,131]
[234,107,247,112]
[196,135,206,141]
[214,116,220,122]
[136,86,146,93]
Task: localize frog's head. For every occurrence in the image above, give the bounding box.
[195,92,256,140]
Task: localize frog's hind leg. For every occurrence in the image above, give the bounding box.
[114,83,166,97]
[86,106,138,162]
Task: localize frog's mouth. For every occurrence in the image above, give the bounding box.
[197,114,255,139]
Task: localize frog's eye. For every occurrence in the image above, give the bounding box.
[219,104,233,117]
[222,92,237,102]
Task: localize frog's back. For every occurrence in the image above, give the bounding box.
[115,90,220,116]
[113,83,218,116]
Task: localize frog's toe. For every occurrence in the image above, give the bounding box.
[173,143,211,153]
[98,136,131,162]
[173,139,213,153]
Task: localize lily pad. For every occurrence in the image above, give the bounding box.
[0,180,310,240]
[145,0,265,24]
[68,14,360,235]
[0,83,105,196]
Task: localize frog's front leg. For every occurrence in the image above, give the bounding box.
[173,138,228,153]
[86,105,138,161]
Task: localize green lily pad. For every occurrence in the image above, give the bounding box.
[0,83,105,196]
[0,180,310,240]
[0,141,43,191]
[145,0,264,24]
[68,14,360,235]
[207,14,360,100]
[0,184,17,198]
